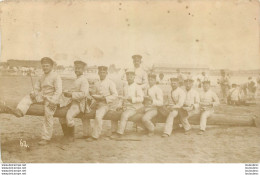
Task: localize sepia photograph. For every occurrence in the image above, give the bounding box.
[0,0,259,165]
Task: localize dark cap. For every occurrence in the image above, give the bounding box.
[125,68,135,74]
[148,73,156,79]
[41,57,54,65]
[184,75,194,82]
[98,66,108,72]
[132,54,142,60]
[74,60,87,67]
[202,78,211,84]
[170,77,179,82]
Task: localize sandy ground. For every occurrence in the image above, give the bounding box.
[0,76,260,163]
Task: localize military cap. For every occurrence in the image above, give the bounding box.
[125,68,135,74]
[148,73,156,79]
[74,60,87,67]
[202,78,211,84]
[170,77,179,82]
[184,75,194,82]
[98,66,108,72]
[132,54,142,60]
[41,57,54,65]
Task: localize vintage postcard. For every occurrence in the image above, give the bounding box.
[0,0,259,165]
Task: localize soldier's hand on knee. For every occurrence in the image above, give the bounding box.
[48,102,56,111]
[30,92,37,99]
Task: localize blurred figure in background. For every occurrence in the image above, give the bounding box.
[217,70,230,104]
[157,72,167,85]
[176,69,184,86]
[227,83,242,105]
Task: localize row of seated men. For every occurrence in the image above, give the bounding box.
[0,56,219,145]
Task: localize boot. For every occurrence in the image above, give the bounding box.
[61,124,69,137]
[67,126,75,142]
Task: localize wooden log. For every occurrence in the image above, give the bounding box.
[24,104,256,127]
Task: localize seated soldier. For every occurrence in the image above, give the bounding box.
[198,79,220,135]
[162,77,186,138]
[59,60,92,142]
[10,57,62,145]
[87,66,118,141]
[179,75,200,135]
[227,84,241,105]
[142,74,163,137]
[111,68,144,138]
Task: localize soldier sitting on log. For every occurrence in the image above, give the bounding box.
[87,66,118,141]
[161,77,186,138]
[110,68,144,139]
[8,57,62,145]
[142,74,164,137]
[198,78,220,135]
[178,75,200,135]
[58,60,92,142]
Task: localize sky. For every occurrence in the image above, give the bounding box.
[0,0,259,70]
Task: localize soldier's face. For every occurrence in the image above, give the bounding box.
[171,81,179,90]
[126,73,135,84]
[74,64,84,77]
[133,59,141,68]
[203,83,210,91]
[98,70,107,80]
[41,63,53,74]
[148,78,156,87]
[159,74,164,79]
[185,80,193,90]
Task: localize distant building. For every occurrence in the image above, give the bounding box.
[7,59,42,68]
[152,63,210,75]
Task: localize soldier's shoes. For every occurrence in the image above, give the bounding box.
[77,136,90,139]
[86,137,98,142]
[198,130,205,135]
[161,133,169,138]
[38,139,49,145]
[147,132,154,137]
[110,133,122,139]
[11,109,23,118]
[184,130,191,135]
[0,101,12,114]
[67,136,75,142]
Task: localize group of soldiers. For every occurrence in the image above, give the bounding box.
[0,55,220,145]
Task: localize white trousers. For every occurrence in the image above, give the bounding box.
[17,95,57,140]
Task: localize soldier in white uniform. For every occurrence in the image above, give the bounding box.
[162,77,186,137]
[10,57,62,145]
[122,55,148,92]
[142,74,163,136]
[199,79,220,135]
[111,68,144,138]
[59,60,92,142]
[87,66,118,141]
[179,75,200,135]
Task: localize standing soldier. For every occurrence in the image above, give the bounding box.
[176,68,185,86]
[179,76,200,135]
[162,77,186,138]
[111,68,144,138]
[10,57,62,145]
[199,79,220,135]
[87,66,118,141]
[218,70,230,104]
[59,60,92,142]
[122,55,148,92]
[142,74,163,136]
